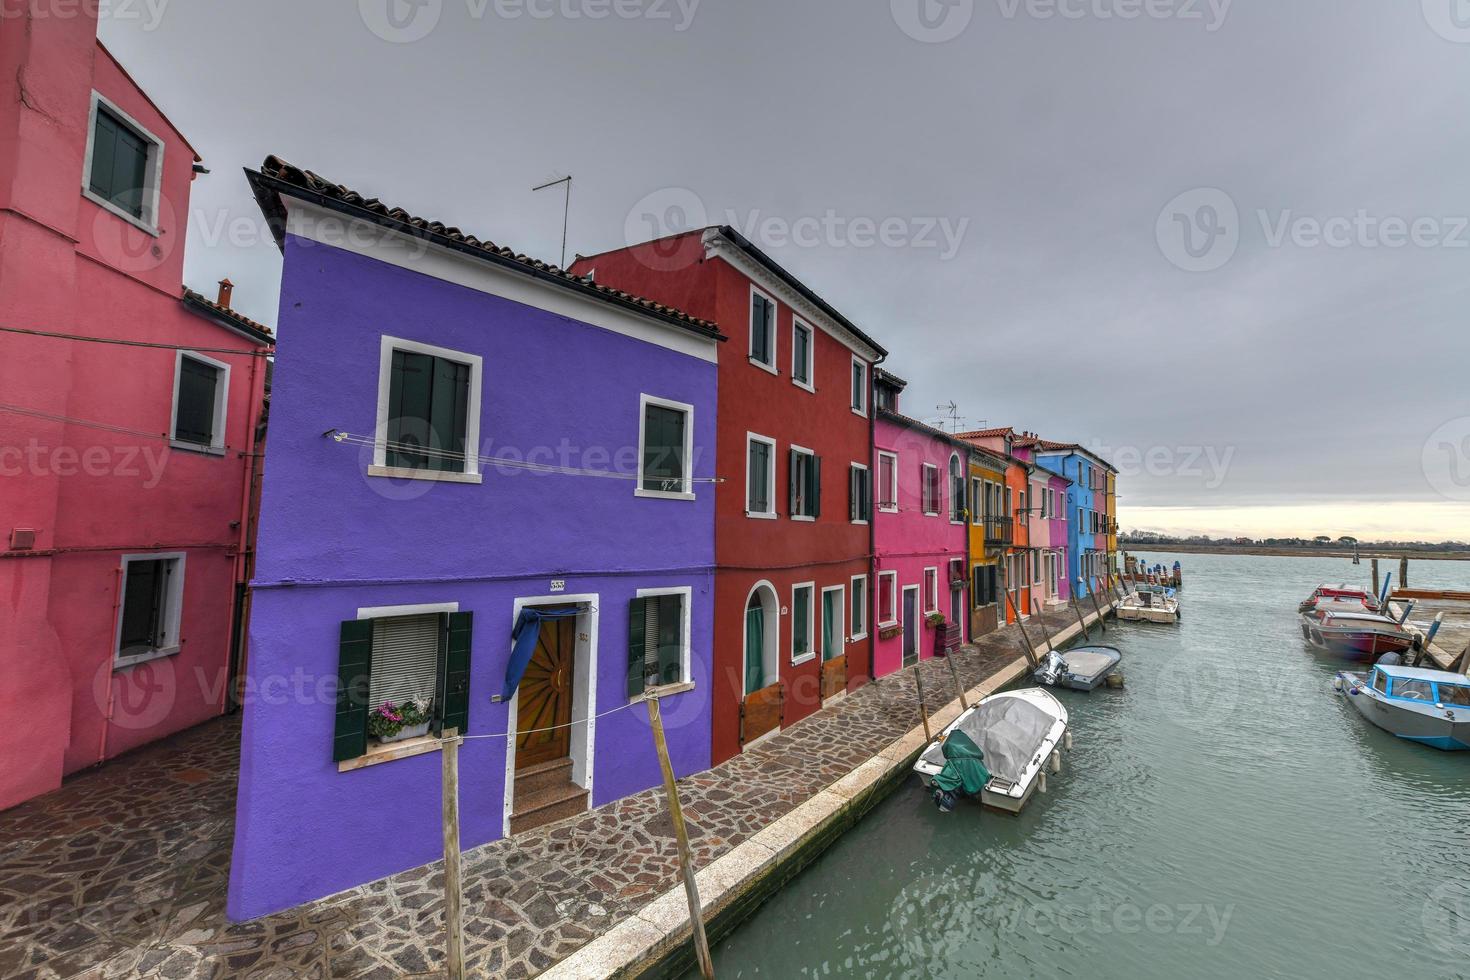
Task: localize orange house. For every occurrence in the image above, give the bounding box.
[957,428,1035,623]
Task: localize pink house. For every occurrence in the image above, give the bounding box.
[0,7,273,809]
[872,371,970,678]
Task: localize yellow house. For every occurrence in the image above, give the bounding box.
[1106,469,1118,583]
[966,447,1009,636]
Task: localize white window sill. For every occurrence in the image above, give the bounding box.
[337,733,441,773]
[851,520,869,526]
[628,680,696,704]
[84,188,159,237]
[791,515,816,523]
[850,631,868,642]
[635,487,697,502]
[792,378,815,393]
[746,510,778,520]
[114,645,180,671]
[170,440,226,457]
[922,511,940,518]
[878,505,899,514]
[368,465,483,484]
[749,356,779,375]
[851,407,867,418]
[877,620,898,629]
[791,652,817,667]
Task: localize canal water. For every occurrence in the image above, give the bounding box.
[699,553,1470,979]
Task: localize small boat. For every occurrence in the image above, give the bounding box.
[1117,585,1180,624]
[1335,664,1470,751]
[1300,605,1413,661]
[913,688,1069,814]
[1299,584,1381,614]
[1033,646,1122,691]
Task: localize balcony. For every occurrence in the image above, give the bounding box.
[983,516,1013,546]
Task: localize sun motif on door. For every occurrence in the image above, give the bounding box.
[516,610,575,768]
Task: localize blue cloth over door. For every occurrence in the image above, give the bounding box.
[502,607,583,702]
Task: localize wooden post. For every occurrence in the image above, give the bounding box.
[1071,592,1091,640]
[1400,557,1409,591]
[646,694,715,980]
[441,730,465,980]
[1088,580,1108,634]
[913,665,933,742]
[945,653,970,711]
[1371,558,1380,598]
[1006,590,1039,667]
[1031,598,1057,654]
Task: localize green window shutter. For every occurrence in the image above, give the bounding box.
[627,597,648,698]
[642,405,686,492]
[175,357,219,446]
[334,620,375,762]
[90,107,149,218]
[656,593,682,685]
[788,449,800,515]
[387,350,432,469]
[811,456,822,519]
[849,468,859,522]
[436,612,473,736]
[429,358,470,472]
[864,468,874,521]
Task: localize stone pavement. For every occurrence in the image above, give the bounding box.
[0,606,1094,979]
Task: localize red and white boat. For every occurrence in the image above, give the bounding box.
[1299,602,1413,661]
[1297,583,1380,615]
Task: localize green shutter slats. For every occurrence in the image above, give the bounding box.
[811,455,822,519]
[627,597,647,698]
[387,350,470,472]
[89,107,150,219]
[436,612,473,736]
[174,357,219,446]
[334,619,375,762]
[788,448,799,515]
[657,594,682,685]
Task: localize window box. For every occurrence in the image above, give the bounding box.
[924,612,946,629]
[879,623,903,641]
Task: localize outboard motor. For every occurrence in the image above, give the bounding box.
[1034,650,1066,687]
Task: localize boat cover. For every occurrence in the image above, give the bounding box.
[1063,649,1116,678]
[931,729,991,796]
[951,697,1056,783]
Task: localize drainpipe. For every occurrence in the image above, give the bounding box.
[227,324,268,714]
[99,565,123,763]
[867,351,885,685]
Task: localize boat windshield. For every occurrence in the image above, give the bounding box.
[1437,683,1470,707]
[1372,672,1388,694]
[1391,678,1434,701]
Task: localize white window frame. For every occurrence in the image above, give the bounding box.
[170,350,231,456]
[634,585,695,688]
[850,355,868,417]
[636,393,696,501]
[921,463,940,517]
[877,450,899,513]
[790,444,818,521]
[748,285,778,374]
[849,462,870,526]
[820,584,846,661]
[877,570,899,627]
[790,317,815,392]
[791,581,816,666]
[948,453,966,525]
[82,91,166,236]
[372,335,484,484]
[924,566,939,613]
[970,476,984,525]
[745,431,778,519]
[113,552,186,669]
[849,574,869,641]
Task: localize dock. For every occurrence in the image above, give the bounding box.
[1390,590,1470,672]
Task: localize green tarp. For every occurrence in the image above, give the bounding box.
[931,729,992,796]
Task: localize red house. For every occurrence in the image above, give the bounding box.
[573,228,886,762]
[0,7,273,809]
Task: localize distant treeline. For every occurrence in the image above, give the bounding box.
[1121,533,1470,552]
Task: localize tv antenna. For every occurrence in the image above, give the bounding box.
[533,174,573,269]
[936,401,962,433]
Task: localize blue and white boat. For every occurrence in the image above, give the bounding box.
[1335,664,1470,751]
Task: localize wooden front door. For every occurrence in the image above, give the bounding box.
[516,610,575,768]
[902,586,919,667]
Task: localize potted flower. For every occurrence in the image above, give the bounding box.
[368,699,433,744]
[924,612,946,629]
[879,623,903,641]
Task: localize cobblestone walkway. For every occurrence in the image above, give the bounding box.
[0,607,1096,979]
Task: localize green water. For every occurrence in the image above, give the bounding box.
[701,553,1470,979]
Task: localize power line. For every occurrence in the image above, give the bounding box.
[0,401,242,453]
[0,324,273,357]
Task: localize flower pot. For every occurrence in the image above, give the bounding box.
[377,722,430,745]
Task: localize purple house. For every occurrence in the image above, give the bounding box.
[230,158,723,919]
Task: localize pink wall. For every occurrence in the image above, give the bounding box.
[872,414,969,679]
[0,8,269,809]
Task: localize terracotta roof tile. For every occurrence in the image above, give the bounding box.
[181,288,274,345]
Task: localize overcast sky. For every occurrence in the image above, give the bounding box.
[100,0,1470,540]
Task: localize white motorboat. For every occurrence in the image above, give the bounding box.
[1034,646,1122,691]
[1117,585,1180,624]
[913,688,1070,814]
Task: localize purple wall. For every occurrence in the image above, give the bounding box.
[230,236,718,919]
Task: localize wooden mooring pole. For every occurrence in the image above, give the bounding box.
[1088,580,1108,634]
[1006,590,1040,667]
[441,730,465,980]
[1400,557,1409,591]
[1371,558,1380,598]
[646,694,715,980]
[1032,598,1057,654]
[913,665,933,742]
[1071,589,1091,640]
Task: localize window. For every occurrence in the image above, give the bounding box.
[791,583,815,663]
[629,589,691,696]
[750,288,776,369]
[849,463,872,524]
[921,464,940,516]
[820,586,845,662]
[1371,671,1388,694]
[878,571,898,625]
[850,357,868,415]
[638,394,695,499]
[374,336,482,481]
[877,451,899,512]
[971,477,984,525]
[115,554,184,666]
[171,351,229,454]
[792,319,814,389]
[971,564,998,608]
[84,94,162,230]
[949,455,966,522]
[747,433,777,517]
[790,447,821,519]
[924,568,939,612]
[1438,683,1470,707]
[1006,487,1015,523]
[335,604,472,762]
[1390,678,1434,701]
[850,575,868,640]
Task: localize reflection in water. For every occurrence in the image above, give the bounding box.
[699,553,1470,979]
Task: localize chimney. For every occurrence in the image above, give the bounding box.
[217,278,234,309]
